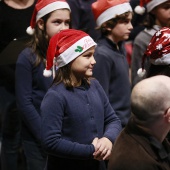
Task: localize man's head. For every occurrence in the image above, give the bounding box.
[131,75,170,128]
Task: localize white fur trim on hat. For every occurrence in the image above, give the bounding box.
[137,68,146,78]
[36,1,71,21]
[57,36,96,68]
[26,26,35,35]
[43,69,52,77]
[147,0,168,12]
[96,3,132,27]
[134,5,145,15]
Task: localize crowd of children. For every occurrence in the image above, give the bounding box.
[0,0,170,170]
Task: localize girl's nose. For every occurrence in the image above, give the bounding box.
[91,56,96,65]
[60,23,69,31]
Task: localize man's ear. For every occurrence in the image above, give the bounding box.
[37,19,44,30]
[164,107,170,123]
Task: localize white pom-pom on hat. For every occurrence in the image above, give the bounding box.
[134,5,145,15]
[137,68,146,78]
[26,26,35,35]
[43,69,52,77]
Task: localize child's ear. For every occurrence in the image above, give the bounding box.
[37,19,44,30]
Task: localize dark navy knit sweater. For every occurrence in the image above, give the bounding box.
[41,79,122,170]
[15,48,53,141]
[93,37,131,127]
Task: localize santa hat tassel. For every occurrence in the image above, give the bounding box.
[43,35,59,77]
[43,69,52,77]
[134,0,146,15]
[137,54,146,77]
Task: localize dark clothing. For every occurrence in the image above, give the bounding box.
[41,79,122,170]
[108,117,170,170]
[93,37,131,127]
[128,0,146,41]
[0,0,35,90]
[0,1,35,52]
[22,140,46,170]
[15,47,52,142]
[0,91,22,170]
[0,1,36,169]
[67,0,100,41]
[15,48,53,170]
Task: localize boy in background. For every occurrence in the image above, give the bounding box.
[91,0,133,127]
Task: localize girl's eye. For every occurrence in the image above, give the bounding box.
[53,20,61,24]
[65,21,71,25]
[84,53,93,58]
[124,20,130,24]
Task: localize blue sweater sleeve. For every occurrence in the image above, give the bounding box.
[15,49,42,141]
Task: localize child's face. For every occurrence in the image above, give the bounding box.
[108,12,133,43]
[152,1,170,27]
[45,9,71,39]
[70,46,96,80]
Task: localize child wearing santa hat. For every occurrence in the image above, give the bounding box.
[137,27,170,78]
[41,29,122,170]
[131,0,170,88]
[15,0,71,169]
[138,27,170,141]
[91,0,133,128]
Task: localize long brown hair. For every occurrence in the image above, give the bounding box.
[27,9,72,67]
[53,63,90,89]
[27,13,51,67]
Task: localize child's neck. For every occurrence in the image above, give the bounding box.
[70,75,82,87]
[4,0,34,9]
[72,80,82,87]
[107,34,119,50]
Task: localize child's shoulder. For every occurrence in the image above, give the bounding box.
[90,78,102,88]
[17,47,35,64]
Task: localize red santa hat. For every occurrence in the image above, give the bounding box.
[137,27,170,77]
[135,0,169,15]
[91,0,132,27]
[43,29,97,77]
[26,0,71,35]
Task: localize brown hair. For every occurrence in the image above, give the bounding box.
[142,13,156,29]
[53,63,90,89]
[99,11,132,36]
[146,64,170,78]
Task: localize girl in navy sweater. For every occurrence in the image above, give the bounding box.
[41,29,122,170]
[15,0,71,169]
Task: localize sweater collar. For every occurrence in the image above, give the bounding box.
[98,36,124,51]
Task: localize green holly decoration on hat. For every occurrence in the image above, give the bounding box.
[75,46,83,52]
